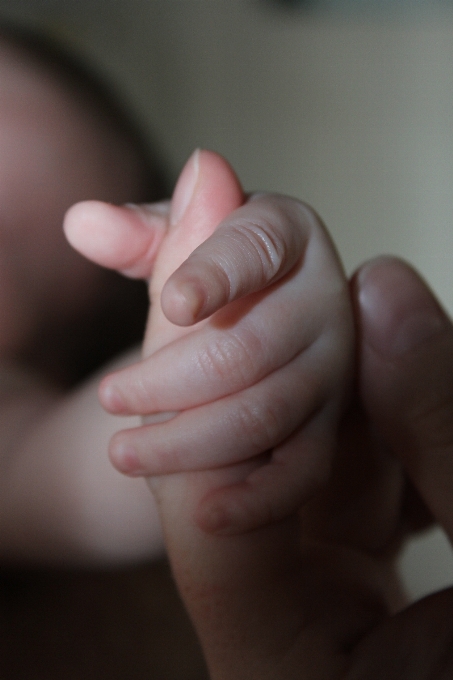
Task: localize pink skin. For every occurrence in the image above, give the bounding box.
[65,150,354,534]
[66,149,453,676]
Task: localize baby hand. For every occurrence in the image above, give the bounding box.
[65,150,354,534]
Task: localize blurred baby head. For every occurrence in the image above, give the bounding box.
[0,24,164,382]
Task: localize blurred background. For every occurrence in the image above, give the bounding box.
[0,0,452,671]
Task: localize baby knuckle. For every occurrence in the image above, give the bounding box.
[232,403,267,450]
[233,394,288,452]
[195,330,263,389]
[195,335,240,383]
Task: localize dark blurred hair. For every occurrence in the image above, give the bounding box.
[0,21,169,385]
[0,21,168,201]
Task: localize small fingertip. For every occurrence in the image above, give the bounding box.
[109,438,145,476]
[98,377,127,414]
[65,199,167,277]
[161,277,206,326]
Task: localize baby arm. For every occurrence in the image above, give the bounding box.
[66,150,354,534]
[0,352,163,565]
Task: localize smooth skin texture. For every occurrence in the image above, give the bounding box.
[66,150,354,534]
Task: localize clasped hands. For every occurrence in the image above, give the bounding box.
[66,150,453,679]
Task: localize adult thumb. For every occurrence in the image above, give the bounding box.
[354,257,453,541]
[151,149,244,329]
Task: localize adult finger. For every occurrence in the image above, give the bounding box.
[355,256,453,541]
[64,199,169,279]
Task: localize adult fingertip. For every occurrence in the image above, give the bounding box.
[355,256,450,359]
[64,200,167,276]
[355,257,453,539]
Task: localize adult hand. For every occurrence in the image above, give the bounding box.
[156,256,453,679]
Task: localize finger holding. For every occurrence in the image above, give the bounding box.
[64,199,169,279]
[100,198,352,416]
[195,406,337,535]
[107,347,332,477]
[99,263,327,416]
[162,194,317,326]
[355,256,453,541]
[99,317,283,415]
